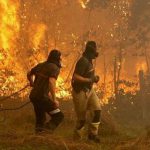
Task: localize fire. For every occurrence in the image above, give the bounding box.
[101,83,115,104]
[119,81,139,94]
[78,0,89,9]
[0,0,20,65]
[0,0,19,49]
[56,77,71,99]
[0,0,144,102]
[0,52,4,60]
[0,0,27,96]
[30,23,47,49]
[136,61,147,74]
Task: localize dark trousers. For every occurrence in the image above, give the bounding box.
[31,98,64,132]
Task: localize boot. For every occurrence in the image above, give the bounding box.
[35,125,45,134]
[35,128,43,134]
[73,126,85,140]
[44,121,57,134]
[88,122,100,143]
[88,134,100,143]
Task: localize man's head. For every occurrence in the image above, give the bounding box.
[83,41,99,59]
[47,49,62,67]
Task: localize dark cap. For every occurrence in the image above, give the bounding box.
[83,41,99,59]
[85,41,97,51]
[47,49,61,61]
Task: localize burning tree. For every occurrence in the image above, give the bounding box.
[0,0,26,96]
[0,0,147,102]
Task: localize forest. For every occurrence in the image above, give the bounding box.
[0,0,150,149]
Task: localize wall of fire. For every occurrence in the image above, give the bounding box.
[0,0,150,102]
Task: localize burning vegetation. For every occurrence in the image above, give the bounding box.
[0,1,150,149]
[0,0,150,102]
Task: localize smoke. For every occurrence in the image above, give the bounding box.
[128,0,150,73]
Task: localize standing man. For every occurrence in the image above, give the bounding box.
[27,49,64,134]
[72,41,101,143]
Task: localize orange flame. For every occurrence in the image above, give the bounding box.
[56,77,70,99]
[136,61,147,74]
[0,0,27,96]
[78,0,89,9]
[0,0,142,102]
[30,23,47,49]
[0,0,19,49]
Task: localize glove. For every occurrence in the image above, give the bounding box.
[91,75,100,83]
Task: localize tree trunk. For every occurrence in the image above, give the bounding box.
[103,54,107,94]
[114,57,118,99]
[139,70,146,122]
[144,47,150,74]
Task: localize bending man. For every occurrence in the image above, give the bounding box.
[27,49,64,134]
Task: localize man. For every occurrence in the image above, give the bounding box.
[72,41,101,143]
[27,49,64,134]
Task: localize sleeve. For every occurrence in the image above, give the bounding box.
[47,64,60,79]
[30,64,41,75]
[74,58,88,76]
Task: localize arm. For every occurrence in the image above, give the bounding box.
[27,71,34,87]
[73,58,92,83]
[27,64,40,87]
[48,77,59,107]
[48,77,56,101]
[73,73,92,83]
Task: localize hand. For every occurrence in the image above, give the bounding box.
[91,75,100,83]
[53,100,59,108]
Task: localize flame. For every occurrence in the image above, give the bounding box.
[0,0,20,66]
[0,51,4,61]
[0,0,19,49]
[78,0,89,9]
[0,0,143,102]
[136,61,147,74]
[119,81,139,95]
[30,23,47,49]
[0,0,26,96]
[56,77,70,99]
[100,83,115,104]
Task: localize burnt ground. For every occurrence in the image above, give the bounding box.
[0,98,150,150]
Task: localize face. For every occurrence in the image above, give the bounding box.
[95,52,99,58]
[92,47,99,59]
